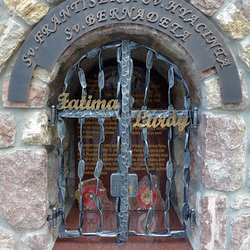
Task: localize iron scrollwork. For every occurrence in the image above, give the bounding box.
[48,40,197,243]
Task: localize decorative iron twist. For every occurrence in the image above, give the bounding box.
[50,40,195,241]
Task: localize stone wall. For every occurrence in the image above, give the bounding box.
[0,0,250,249]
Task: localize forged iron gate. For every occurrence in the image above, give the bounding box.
[48,40,197,244]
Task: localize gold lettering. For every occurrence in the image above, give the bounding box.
[85,95,93,109]
[68,99,80,110]
[159,118,166,128]
[57,93,69,110]
[92,99,107,109]
[178,116,190,131]
[132,110,190,131]
[106,99,119,110]
[111,99,120,110]
[56,95,119,111]
[133,110,147,128]
[79,96,87,110]
[151,118,162,128]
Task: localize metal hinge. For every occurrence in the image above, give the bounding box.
[189,208,195,229]
[47,207,62,228]
[191,107,198,129]
[48,105,57,127]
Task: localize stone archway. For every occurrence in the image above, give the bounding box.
[0,1,250,249]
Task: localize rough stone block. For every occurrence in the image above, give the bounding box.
[186,0,225,16]
[236,1,250,21]
[231,195,250,210]
[47,147,59,206]
[3,75,48,108]
[0,150,48,229]
[0,18,25,73]
[32,63,60,84]
[21,224,52,250]
[22,110,51,145]
[231,213,250,250]
[46,0,60,3]
[0,113,16,148]
[215,3,250,40]
[191,192,227,250]
[0,228,14,250]
[198,113,246,191]
[3,0,49,25]
[239,39,250,72]
[203,73,248,110]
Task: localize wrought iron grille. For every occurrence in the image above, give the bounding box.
[48,40,197,244]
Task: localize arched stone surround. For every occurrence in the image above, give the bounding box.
[0,1,250,249]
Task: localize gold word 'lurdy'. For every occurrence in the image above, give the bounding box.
[133,110,190,131]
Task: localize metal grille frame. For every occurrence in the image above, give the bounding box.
[48,40,197,243]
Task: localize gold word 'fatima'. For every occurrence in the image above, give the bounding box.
[56,93,119,111]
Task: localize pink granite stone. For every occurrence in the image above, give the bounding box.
[0,113,16,148]
[231,213,250,250]
[0,149,48,229]
[198,113,246,191]
[191,193,227,250]
[3,75,48,108]
[22,223,52,250]
[186,0,225,16]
